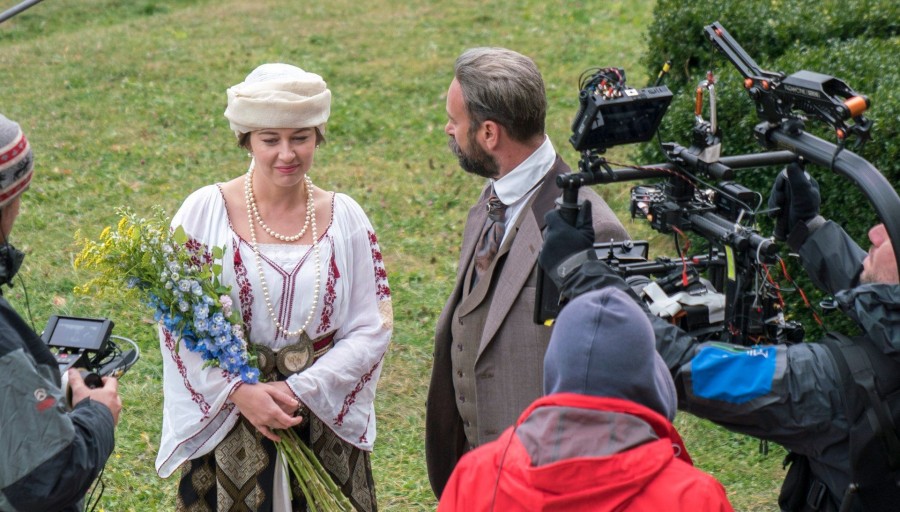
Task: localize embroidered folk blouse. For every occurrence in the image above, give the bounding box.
[155,184,393,478]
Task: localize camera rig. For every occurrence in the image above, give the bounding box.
[539,21,900,346]
[42,315,139,389]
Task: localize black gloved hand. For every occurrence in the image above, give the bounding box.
[767,162,820,241]
[539,200,594,274]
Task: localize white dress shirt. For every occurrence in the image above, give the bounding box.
[489,135,556,244]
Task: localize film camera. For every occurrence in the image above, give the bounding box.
[42,315,139,389]
[537,22,900,347]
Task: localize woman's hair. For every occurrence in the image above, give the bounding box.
[237,128,324,150]
[454,47,546,143]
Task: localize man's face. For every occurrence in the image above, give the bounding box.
[444,78,499,179]
[860,223,899,285]
[0,195,20,240]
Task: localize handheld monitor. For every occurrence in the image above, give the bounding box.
[42,315,114,352]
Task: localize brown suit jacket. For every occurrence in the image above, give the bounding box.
[425,155,629,497]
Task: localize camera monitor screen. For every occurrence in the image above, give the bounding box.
[570,86,673,151]
[42,316,113,352]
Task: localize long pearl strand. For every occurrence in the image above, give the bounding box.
[244,167,320,339]
[248,175,313,242]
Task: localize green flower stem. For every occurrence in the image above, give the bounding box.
[277,428,354,512]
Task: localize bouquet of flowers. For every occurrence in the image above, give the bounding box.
[75,207,353,512]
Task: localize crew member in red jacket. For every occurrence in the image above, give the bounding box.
[438,287,733,511]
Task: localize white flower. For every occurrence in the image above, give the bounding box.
[220,295,233,317]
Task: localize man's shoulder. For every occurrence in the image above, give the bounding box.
[0,298,29,354]
[548,154,572,175]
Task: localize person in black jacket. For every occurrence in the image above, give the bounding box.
[538,163,900,511]
[0,113,122,512]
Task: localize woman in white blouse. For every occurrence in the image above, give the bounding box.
[156,63,393,512]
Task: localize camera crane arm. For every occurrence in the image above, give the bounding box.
[704,22,872,147]
[705,21,900,277]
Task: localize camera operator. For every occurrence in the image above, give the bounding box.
[0,114,122,512]
[539,162,900,512]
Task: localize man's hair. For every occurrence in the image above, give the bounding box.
[454,47,546,143]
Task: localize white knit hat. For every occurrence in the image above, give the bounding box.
[0,114,34,208]
[223,63,331,139]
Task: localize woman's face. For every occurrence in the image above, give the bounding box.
[248,127,317,187]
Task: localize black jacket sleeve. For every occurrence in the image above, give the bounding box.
[0,295,116,512]
[795,219,866,294]
[3,400,115,512]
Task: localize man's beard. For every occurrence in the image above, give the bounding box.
[858,263,899,285]
[860,273,872,284]
[447,133,499,179]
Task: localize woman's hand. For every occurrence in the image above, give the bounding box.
[269,380,304,415]
[230,382,304,441]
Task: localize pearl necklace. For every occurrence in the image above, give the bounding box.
[248,174,313,242]
[244,167,321,339]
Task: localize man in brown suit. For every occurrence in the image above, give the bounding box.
[425,47,630,497]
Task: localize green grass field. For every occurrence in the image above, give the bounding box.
[1,1,784,510]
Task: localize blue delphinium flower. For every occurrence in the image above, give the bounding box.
[193,302,209,320]
[182,335,198,351]
[215,334,231,348]
[240,366,260,384]
[194,317,209,334]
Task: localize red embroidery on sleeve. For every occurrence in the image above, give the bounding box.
[233,238,253,336]
[368,231,391,300]
[319,246,338,334]
[334,357,382,427]
[163,328,211,417]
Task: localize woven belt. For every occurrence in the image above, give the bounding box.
[254,331,335,380]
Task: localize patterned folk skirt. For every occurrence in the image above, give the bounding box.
[176,412,377,511]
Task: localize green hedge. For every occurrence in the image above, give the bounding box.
[635,1,899,338]
[642,0,899,87]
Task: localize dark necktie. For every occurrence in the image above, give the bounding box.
[472,194,507,287]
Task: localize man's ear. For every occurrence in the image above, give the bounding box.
[479,119,502,151]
